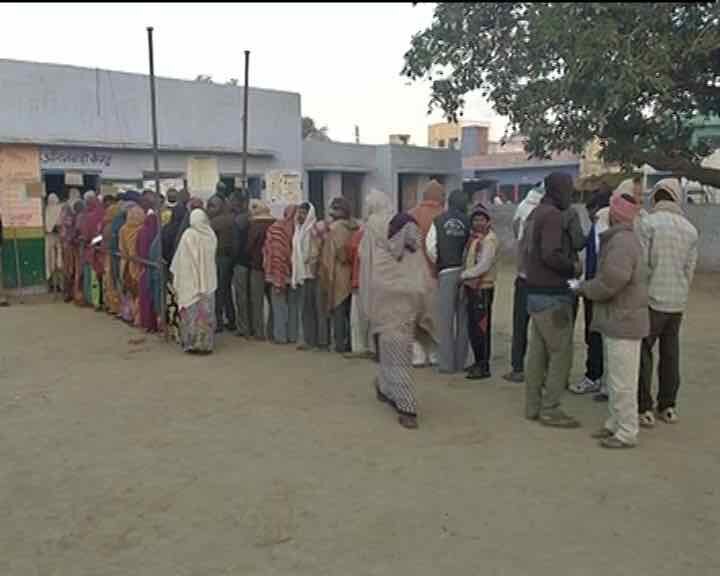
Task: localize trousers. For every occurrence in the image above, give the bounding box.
[638,308,683,413]
[437,268,469,374]
[525,303,574,418]
[510,276,530,373]
[604,337,640,444]
[232,264,250,336]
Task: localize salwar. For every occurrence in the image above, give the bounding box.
[332,296,352,354]
[232,265,251,336]
[525,303,574,419]
[249,269,267,339]
[510,276,530,373]
[638,308,683,413]
[603,337,640,444]
[378,331,417,416]
[270,288,290,344]
[466,287,494,373]
[350,289,370,354]
[436,268,469,373]
[179,293,216,353]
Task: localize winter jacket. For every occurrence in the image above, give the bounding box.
[580,224,649,340]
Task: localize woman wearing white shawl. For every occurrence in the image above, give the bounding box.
[44,193,64,291]
[291,202,318,349]
[171,209,218,354]
[361,190,436,429]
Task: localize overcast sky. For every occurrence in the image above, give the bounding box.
[3,2,507,146]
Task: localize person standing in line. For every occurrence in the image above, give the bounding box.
[291,202,318,350]
[246,199,275,340]
[207,195,237,333]
[345,224,373,358]
[160,188,178,227]
[425,189,471,374]
[170,209,218,354]
[101,202,122,316]
[137,210,160,333]
[524,172,583,428]
[309,219,331,350]
[319,197,359,354]
[44,193,64,293]
[230,194,252,338]
[576,193,648,448]
[503,183,544,382]
[636,178,698,427]
[408,179,445,367]
[461,203,499,380]
[570,186,611,395]
[363,191,434,429]
[119,205,145,325]
[263,205,297,344]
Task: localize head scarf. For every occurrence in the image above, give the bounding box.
[137,211,160,260]
[84,190,97,202]
[45,194,63,234]
[366,189,393,219]
[170,209,218,309]
[514,183,545,241]
[162,203,188,263]
[120,206,146,284]
[651,178,682,204]
[544,172,574,210]
[447,189,469,213]
[291,202,318,288]
[610,194,640,225]
[330,197,352,220]
[422,180,445,203]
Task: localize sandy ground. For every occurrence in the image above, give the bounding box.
[1,268,719,576]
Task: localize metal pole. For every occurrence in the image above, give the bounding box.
[147,26,167,339]
[147,27,161,197]
[241,50,250,198]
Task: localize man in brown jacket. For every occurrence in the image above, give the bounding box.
[577,193,649,449]
[524,172,583,428]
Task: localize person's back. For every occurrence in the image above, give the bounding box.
[638,180,698,313]
[432,190,470,272]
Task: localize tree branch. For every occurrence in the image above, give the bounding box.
[632,150,720,188]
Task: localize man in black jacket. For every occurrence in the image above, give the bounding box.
[230,193,251,337]
[426,189,470,373]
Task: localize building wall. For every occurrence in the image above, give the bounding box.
[461,125,489,157]
[0,59,302,174]
[428,123,461,148]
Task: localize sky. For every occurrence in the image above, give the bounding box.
[2,2,507,146]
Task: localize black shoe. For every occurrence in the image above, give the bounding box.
[466,366,491,380]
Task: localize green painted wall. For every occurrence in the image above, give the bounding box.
[1,235,45,288]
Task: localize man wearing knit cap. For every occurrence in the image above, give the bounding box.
[523,172,583,428]
[635,178,698,427]
[575,193,648,448]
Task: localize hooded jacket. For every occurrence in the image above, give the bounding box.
[427,189,470,272]
[525,172,579,294]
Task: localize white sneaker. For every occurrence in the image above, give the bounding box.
[412,341,427,367]
[659,407,679,424]
[569,377,601,395]
[639,411,656,429]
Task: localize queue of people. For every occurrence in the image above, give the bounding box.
[42,173,698,444]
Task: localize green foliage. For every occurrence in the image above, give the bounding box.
[302,117,330,141]
[404,2,720,185]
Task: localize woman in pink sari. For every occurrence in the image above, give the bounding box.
[137,210,160,332]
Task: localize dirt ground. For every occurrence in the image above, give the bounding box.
[1,268,719,576]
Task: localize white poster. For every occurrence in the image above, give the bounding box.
[187,157,219,201]
[265,170,302,217]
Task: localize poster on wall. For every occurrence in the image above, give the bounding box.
[142,178,185,197]
[187,157,219,200]
[0,145,43,229]
[265,170,302,217]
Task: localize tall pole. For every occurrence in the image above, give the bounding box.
[242,50,250,198]
[147,26,167,338]
[147,27,161,197]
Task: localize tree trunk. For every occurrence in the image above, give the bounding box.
[631,150,720,188]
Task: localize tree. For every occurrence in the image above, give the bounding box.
[302,116,331,141]
[403,3,720,186]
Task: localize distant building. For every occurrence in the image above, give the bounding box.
[428,121,489,153]
[303,140,462,218]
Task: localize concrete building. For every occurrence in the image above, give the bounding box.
[428,121,489,154]
[0,58,303,200]
[303,140,462,218]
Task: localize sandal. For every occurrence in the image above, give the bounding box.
[600,436,636,449]
[639,411,656,429]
